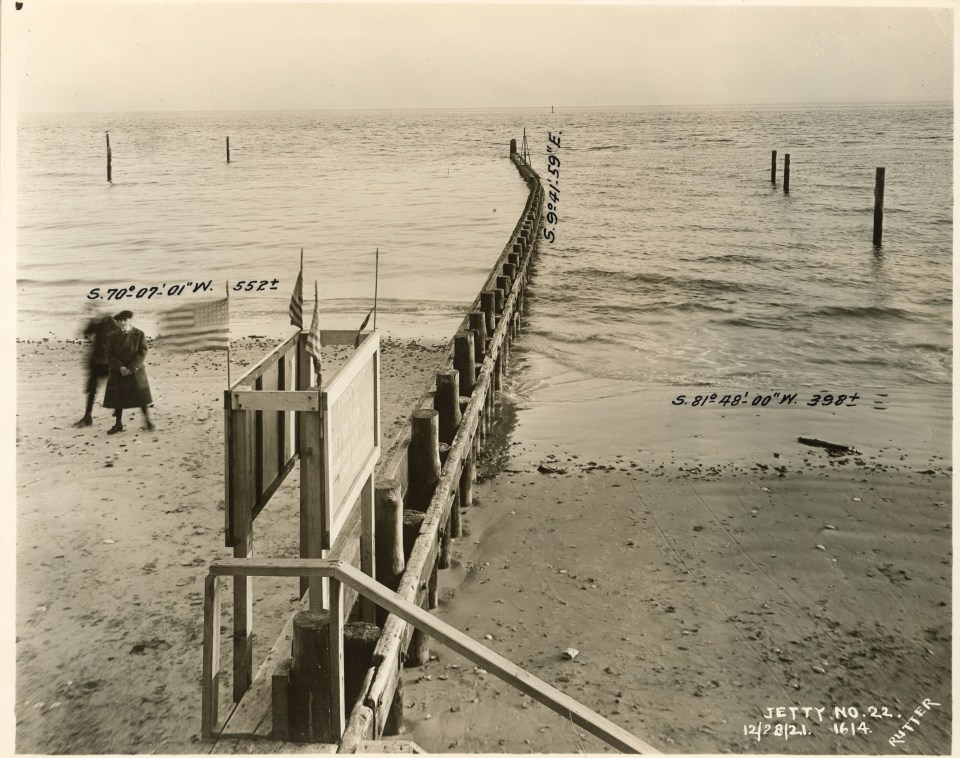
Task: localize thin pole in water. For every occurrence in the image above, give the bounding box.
[226,136,231,164]
[873,167,885,247]
[770,150,777,184]
[106,131,112,183]
[783,153,791,195]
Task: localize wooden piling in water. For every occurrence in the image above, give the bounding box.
[784,154,791,194]
[873,167,885,247]
[454,332,476,397]
[227,136,231,164]
[434,370,461,445]
[106,132,112,183]
[771,150,777,184]
[289,610,338,743]
[407,410,440,512]
[510,138,517,156]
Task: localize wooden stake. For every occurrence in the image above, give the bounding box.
[226,136,231,164]
[434,370,461,445]
[771,150,777,184]
[407,410,440,512]
[105,132,112,183]
[468,311,488,364]
[873,167,885,247]
[480,291,497,334]
[453,332,476,397]
[343,622,379,711]
[289,610,338,742]
[401,510,430,667]
[784,153,791,195]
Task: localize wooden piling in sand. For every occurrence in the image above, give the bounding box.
[434,370,461,445]
[454,332,476,397]
[375,480,404,625]
[289,610,340,742]
[407,410,440,512]
[343,622,379,710]
[873,167,885,247]
[771,150,777,184]
[480,291,497,334]
[468,311,488,363]
[784,153,791,194]
[402,511,430,666]
[493,287,505,317]
[458,452,474,517]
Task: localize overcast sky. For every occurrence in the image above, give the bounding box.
[9,2,956,112]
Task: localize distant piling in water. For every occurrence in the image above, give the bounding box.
[227,137,231,164]
[783,153,790,194]
[770,150,777,184]
[873,167,885,247]
[106,132,112,183]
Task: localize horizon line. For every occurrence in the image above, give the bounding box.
[19,98,954,116]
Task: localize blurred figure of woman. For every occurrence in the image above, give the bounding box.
[74,301,119,427]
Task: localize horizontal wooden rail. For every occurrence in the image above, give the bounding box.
[204,558,658,754]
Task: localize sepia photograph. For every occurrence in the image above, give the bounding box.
[6,1,954,754]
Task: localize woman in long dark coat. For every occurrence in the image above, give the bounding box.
[103,310,155,434]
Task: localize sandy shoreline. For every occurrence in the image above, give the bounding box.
[15,336,953,755]
[398,387,952,754]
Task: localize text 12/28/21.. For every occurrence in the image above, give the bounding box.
[543,131,561,243]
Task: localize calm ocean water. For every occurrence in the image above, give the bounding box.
[19,105,952,392]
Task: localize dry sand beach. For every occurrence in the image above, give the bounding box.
[15,335,447,754]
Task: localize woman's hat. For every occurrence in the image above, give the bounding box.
[114,310,134,320]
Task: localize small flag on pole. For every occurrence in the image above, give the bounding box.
[159,298,230,351]
[289,249,304,329]
[354,306,374,348]
[306,280,322,380]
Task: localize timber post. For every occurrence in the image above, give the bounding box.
[771,149,777,184]
[454,332,476,397]
[873,167,885,247]
[784,153,791,195]
[407,410,440,512]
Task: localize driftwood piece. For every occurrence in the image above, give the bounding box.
[797,437,859,457]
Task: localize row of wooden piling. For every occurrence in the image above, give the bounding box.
[769,150,886,246]
[330,150,544,750]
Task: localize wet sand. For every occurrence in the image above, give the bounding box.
[399,386,952,754]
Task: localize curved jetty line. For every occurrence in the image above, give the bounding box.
[334,145,547,750]
[207,143,655,753]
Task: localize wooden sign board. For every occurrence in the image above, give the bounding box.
[320,331,380,548]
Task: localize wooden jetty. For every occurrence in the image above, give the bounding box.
[202,141,658,753]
